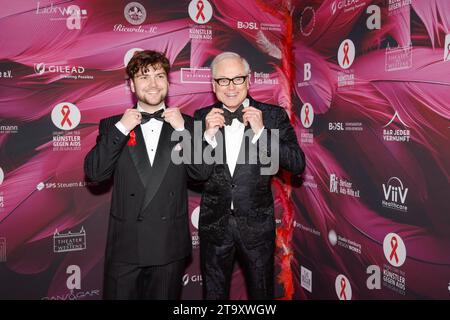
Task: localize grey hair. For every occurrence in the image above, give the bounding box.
[210,52,250,78]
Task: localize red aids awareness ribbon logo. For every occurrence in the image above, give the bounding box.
[335,275,351,300]
[195,0,205,21]
[338,39,355,69]
[339,278,347,300]
[60,105,73,128]
[188,0,212,24]
[51,102,81,130]
[342,42,350,66]
[301,103,314,128]
[389,236,399,264]
[383,232,406,267]
[304,104,310,126]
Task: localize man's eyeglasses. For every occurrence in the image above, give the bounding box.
[213,75,248,86]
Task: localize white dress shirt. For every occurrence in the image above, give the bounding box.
[115,103,165,166]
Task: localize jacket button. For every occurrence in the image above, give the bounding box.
[161,216,167,220]
[231,184,236,189]
[130,193,135,197]
[170,191,174,196]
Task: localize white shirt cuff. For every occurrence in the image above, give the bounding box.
[115,121,130,136]
[251,126,265,144]
[204,132,218,149]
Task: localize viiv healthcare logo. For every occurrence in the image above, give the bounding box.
[335,274,352,300]
[0,237,6,262]
[188,0,213,24]
[35,2,88,30]
[338,39,355,69]
[383,233,406,267]
[124,2,146,25]
[54,227,87,253]
[301,266,312,293]
[444,34,450,62]
[51,103,81,131]
[301,103,314,129]
[382,176,408,213]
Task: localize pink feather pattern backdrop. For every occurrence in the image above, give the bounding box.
[0,0,449,299]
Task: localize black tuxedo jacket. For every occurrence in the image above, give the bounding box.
[194,97,305,249]
[84,109,206,266]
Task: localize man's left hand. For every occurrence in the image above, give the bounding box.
[242,106,263,134]
[163,108,185,130]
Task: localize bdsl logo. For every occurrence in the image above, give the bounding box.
[237,22,258,30]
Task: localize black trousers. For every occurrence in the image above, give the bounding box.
[200,215,274,300]
[103,258,186,300]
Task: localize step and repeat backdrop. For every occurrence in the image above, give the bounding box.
[0,0,449,299]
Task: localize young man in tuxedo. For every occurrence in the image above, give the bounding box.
[85,50,207,299]
[194,52,305,299]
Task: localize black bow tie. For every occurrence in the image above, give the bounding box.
[223,105,244,126]
[140,109,164,124]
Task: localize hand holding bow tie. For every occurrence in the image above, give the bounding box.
[242,106,264,134]
[223,105,244,126]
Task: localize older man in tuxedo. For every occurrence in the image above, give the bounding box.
[194,52,305,299]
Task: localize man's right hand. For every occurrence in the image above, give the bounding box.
[205,108,224,140]
[119,108,142,132]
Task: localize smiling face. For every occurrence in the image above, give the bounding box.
[212,57,249,111]
[130,64,168,112]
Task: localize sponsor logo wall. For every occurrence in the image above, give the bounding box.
[0,0,449,300]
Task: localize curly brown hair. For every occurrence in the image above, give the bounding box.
[126,50,170,79]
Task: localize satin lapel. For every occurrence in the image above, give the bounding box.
[128,125,151,188]
[141,121,173,211]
